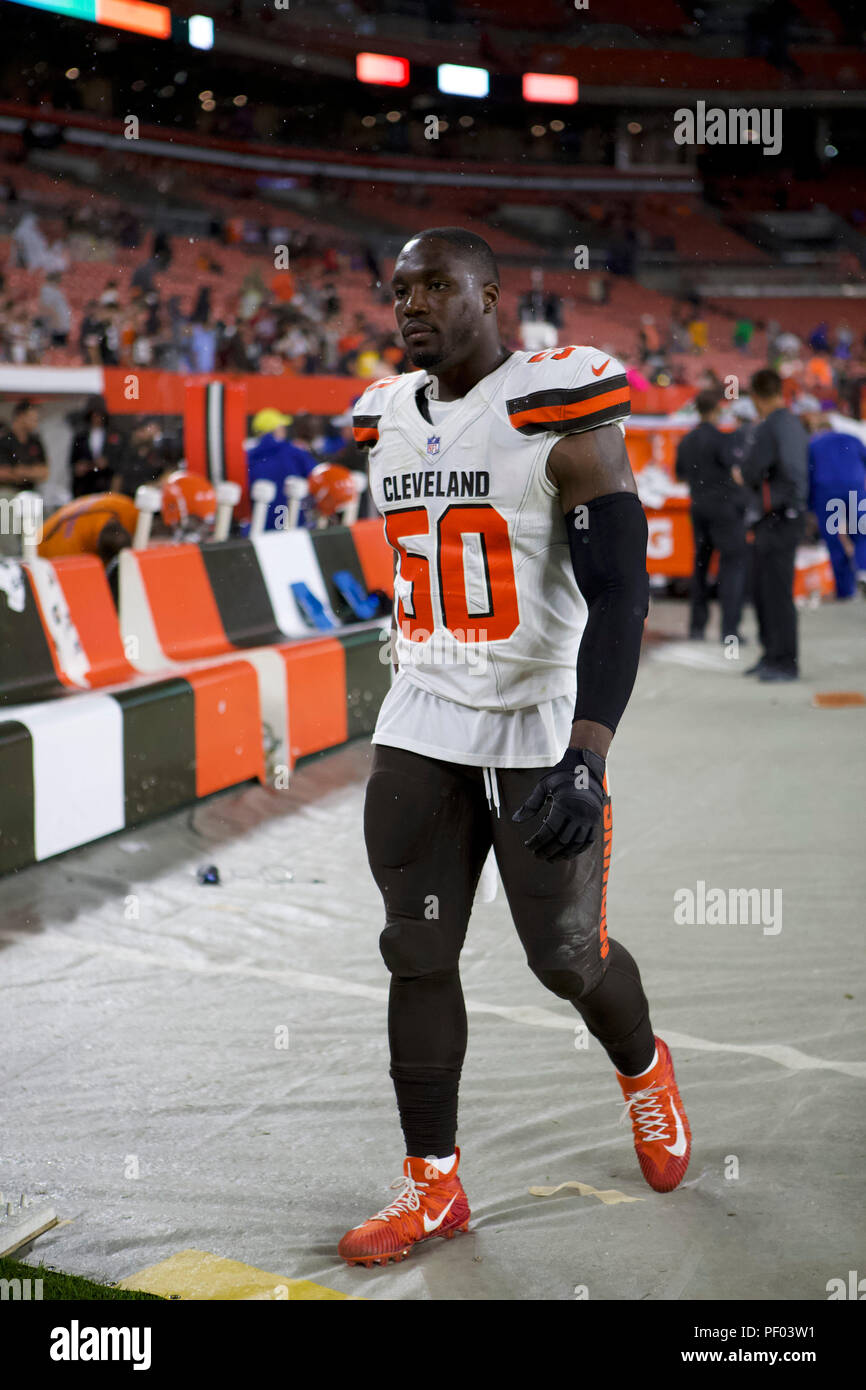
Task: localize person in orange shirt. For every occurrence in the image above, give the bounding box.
[804,352,833,394]
[270,270,295,304]
[38,492,138,565]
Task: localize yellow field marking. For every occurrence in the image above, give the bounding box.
[529,1180,644,1205]
[118,1249,360,1300]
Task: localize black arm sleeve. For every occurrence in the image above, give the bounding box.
[567,491,649,734]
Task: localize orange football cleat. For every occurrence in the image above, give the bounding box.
[338,1149,471,1267]
[616,1037,691,1193]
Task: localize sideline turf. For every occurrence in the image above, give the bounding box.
[0,1255,165,1300]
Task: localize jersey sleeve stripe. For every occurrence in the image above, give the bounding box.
[352,414,381,447]
[507,380,630,435]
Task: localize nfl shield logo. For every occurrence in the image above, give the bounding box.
[426,436,440,456]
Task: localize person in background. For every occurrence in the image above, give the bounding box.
[111,419,167,498]
[733,317,754,351]
[330,408,374,519]
[517,268,562,353]
[99,279,120,311]
[638,314,661,362]
[290,411,322,460]
[676,389,747,644]
[246,407,317,530]
[69,401,116,497]
[725,395,763,624]
[798,398,866,599]
[39,271,71,347]
[0,399,49,491]
[38,491,137,573]
[741,368,809,681]
[687,312,708,354]
[79,300,108,364]
[189,318,217,373]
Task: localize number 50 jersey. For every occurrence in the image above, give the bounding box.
[353,346,630,712]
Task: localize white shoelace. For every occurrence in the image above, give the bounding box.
[367,1174,429,1225]
[620,1083,672,1144]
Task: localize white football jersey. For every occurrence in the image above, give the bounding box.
[354,346,630,737]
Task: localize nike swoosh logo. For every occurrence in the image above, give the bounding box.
[664,1099,688,1157]
[591,359,611,377]
[423,1194,458,1233]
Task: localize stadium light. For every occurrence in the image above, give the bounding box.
[356,53,410,87]
[437,63,489,98]
[9,0,171,38]
[188,14,214,49]
[522,73,579,105]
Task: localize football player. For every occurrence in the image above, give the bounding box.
[339,228,691,1268]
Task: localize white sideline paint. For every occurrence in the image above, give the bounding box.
[2,929,863,1080]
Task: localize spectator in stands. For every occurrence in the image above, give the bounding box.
[191,284,212,325]
[517,269,561,353]
[151,228,172,269]
[246,407,316,530]
[79,300,108,364]
[741,368,809,681]
[587,274,609,306]
[12,211,50,270]
[69,402,116,498]
[240,269,268,318]
[638,315,661,363]
[111,419,167,498]
[0,400,49,493]
[355,338,390,379]
[808,322,830,354]
[130,309,156,367]
[190,318,218,373]
[98,280,119,312]
[687,311,708,354]
[804,350,834,399]
[834,326,854,361]
[669,305,691,355]
[270,269,295,306]
[39,272,71,347]
[676,389,748,645]
[0,304,30,364]
[131,257,160,296]
[733,317,755,351]
[118,214,140,252]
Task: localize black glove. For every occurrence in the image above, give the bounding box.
[512,748,606,862]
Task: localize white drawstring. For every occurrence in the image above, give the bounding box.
[482,766,501,817]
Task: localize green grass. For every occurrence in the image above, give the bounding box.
[0,1255,165,1300]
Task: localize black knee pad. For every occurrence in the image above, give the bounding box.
[379,919,460,980]
[529,951,606,1002]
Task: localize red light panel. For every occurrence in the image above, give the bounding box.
[356,53,410,87]
[522,73,579,105]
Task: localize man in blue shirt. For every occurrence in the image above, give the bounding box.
[246,408,317,530]
[800,402,866,599]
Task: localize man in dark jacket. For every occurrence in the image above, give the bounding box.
[675,389,747,643]
[741,369,809,681]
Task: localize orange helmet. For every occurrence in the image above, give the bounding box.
[161,471,217,529]
[308,463,355,517]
